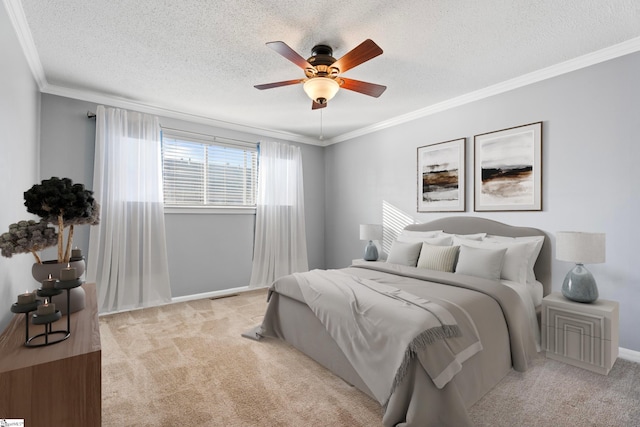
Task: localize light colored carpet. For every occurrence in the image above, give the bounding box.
[100,289,381,426]
[101,289,640,426]
[468,352,640,426]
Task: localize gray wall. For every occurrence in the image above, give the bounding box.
[0,5,41,332]
[37,94,326,299]
[3,0,637,353]
[324,52,640,352]
[39,95,97,261]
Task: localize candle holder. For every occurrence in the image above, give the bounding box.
[10,281,84,348]
[37,286,63,299]
[55,278,84,337]
[28,310,65,347]
[10,300,42,344]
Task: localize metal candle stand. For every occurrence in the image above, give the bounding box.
[10,300,41,343]
[32,286,67,347]
[10,278,84,347]
[55,278,83,337]
[29,311,64,346]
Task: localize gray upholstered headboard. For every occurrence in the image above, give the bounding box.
[404,216,551,296]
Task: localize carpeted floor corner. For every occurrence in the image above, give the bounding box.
[101,289,640,426]
[468,353,640,427]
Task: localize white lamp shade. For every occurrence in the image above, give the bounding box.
[303,77,340,103]
[556,231,605,264]
[360,224,382,241]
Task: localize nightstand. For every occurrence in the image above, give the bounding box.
[541,292,619,375]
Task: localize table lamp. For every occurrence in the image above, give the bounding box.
[360,224,383,261]
[556,231,605,303]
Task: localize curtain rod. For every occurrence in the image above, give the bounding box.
[160,125,255,146]
[86,115,254,146]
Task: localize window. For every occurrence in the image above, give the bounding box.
[161,130,258,209]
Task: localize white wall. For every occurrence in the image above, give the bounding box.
[324,52,640,352]
[0,5,41,332]
[37,94,326,299]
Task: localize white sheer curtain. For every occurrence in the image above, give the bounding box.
[249,141,308,287]
[87,105,172,312]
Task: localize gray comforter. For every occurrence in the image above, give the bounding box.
[293,269,482,406]
[257,262,538,426]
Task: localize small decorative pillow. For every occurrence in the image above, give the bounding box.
[416,243,460,272]
[455,245,507,281]
[386,241,423,266]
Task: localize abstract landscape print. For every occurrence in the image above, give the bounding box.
[474,122,542,211]
[417,138,465,212]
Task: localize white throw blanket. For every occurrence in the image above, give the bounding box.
[293,269,481,406]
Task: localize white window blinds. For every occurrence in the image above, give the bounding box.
[161,130,258,207]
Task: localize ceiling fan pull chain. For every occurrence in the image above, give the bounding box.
[319,109,324,141]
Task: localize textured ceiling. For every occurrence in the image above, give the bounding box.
[11,0,640,144]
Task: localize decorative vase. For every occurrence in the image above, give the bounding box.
[32,259,86,315]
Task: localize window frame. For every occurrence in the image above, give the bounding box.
[161,128,258,214]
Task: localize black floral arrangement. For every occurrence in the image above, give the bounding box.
[0,177,100,264]
[0,220,57,263]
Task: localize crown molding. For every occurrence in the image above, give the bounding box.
[3,0,47,89]
[6,0,640,147]
[326,36,640,145]
[41,83,323,146]
[4,0,323,146]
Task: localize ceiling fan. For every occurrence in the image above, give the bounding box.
[254,39,387,110]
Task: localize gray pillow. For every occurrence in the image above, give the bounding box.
[454,244,507,280]
[386,241,422,266]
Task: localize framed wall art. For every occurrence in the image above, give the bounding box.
[474,122,542,211]
[417,138,465,212]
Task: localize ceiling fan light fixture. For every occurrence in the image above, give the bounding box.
[303,77,340,104]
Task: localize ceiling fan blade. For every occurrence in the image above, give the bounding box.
[266,41,313,70]
[332,39,383,73]
[312,100,327,110]
[254,79,305,90]
[340,78,387,97]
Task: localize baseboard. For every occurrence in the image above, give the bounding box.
[171,285,250,304]
[618,347,640,363]
[98,285,267,317]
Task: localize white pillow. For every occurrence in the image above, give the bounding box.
[399,229,443,239]
[416,243,459,272]
[386,241,422,266]
[484,235,544,283]
[447,233,487,243]
[455,245,507,280]
[397,234,453,246]
[459,238,540,284]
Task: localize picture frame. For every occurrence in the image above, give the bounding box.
[474,122,542,211]
[417,138,466,212]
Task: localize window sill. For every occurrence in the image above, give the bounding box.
[164,206,256,215]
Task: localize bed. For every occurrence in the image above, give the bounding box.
[247,217,550,426]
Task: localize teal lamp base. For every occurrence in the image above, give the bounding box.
[363,240,378,261]
[561,263,599,303]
